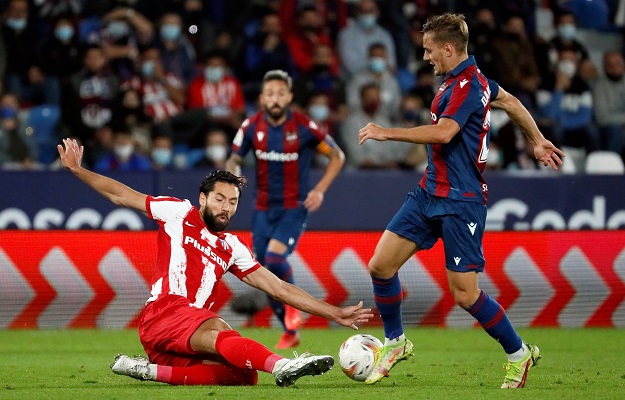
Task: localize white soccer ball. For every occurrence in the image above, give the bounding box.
[338,334,383,381]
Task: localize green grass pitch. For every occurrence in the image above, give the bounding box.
[1,327,624,400]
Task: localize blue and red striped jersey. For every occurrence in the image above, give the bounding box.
[232,109,328,210]
[419,56,499,204]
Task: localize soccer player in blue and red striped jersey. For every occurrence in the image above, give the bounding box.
[226,70,345,349]
[358,13,565,388]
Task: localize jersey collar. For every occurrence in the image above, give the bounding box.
[446,55,476,78]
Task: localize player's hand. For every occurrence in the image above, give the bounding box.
[303,189,323,212]
[358,122,388,144]
[533,139,565,170]
[335,301,374,330]
[57,138,84,171]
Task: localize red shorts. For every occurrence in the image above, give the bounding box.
[138,294,224,367]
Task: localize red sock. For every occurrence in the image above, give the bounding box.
[215,330,283,373]
[156,363,258,386]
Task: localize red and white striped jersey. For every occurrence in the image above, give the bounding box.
[145,195,261,309]
[122,75,183,122]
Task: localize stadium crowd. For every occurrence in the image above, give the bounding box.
[0,0,624,174]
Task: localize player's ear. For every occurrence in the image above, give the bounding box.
[199,192,206,207]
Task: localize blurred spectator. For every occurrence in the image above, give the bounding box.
[593,51,625,159]
[346,42,401,121]
[112,87,152,152]
[0,91,39,169]
[37,15,83,86]
[492,14,541,109]
[93,127,151,171]
[306,91,342,167]
[394,93,427,170]
[497,121,541,170]
[35,0,83,22]
[545,10,598,81]
[292,42,345,113]
[194,127,229,169]
[156,11,197,86]
[240,12,295,103]
[278,0,348,43]
[2,0,61,106]
[410,64,436,108]
[63,45,119,143]
[376,0,412,70]
[537,48,599,156]
[99,5,153,81]
[122,45,207,147]
[339,82,410,169]
[284,5,338,75]
[467,7,500,82]
[557,0,611,31]
[336,0,396,79]
[150,132,175,170]
[188,50,246,138]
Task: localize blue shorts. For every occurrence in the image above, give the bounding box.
[251,206,308,263]
[387,186,486,272]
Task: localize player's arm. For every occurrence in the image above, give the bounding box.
[57,138,148,214]
[225,152,243,176]
[358,117,460,145]
[306,136,345,212]
[490,86,565,170]
[242,266,373,330]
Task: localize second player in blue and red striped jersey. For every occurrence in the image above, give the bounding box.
[227,70,345,349]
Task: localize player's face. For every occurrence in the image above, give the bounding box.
[260,80,293,121]
[423,33,448,76]
[199,182,239,232]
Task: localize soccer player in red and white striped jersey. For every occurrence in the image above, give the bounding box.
[57,139,372,387]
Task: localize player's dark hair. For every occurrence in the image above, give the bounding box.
[199,170,247,197]
[262,69,292,90]
[422,13,469,54]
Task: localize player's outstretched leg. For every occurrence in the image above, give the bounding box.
[501,342,541,388]
[110,354,154,381]
[364,338,414,385]
[272,352,334,387]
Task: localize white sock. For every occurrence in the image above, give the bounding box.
[507,343,528,362]
[384,334,406,346]
[272,358,289,374]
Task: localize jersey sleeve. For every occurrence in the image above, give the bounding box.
[226,233,262,279]
[488,78,500,101]
[231,118,253,157]
[146,196,191,222]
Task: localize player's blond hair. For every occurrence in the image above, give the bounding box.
[422,13,469,55]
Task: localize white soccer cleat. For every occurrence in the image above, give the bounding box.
[110,354,154,381]
[273,351,334,387]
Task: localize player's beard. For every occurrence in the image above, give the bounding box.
[201,210,231,232]
[265,103,286,122]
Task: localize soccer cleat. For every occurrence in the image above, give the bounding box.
[110,354,153,381]
[284,305,302,331]
[273,351,334,387]
[275,331,300,349]
[501,342,541,388]
[364,338,414,384]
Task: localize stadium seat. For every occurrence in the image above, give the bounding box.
[584,151,625,174]
[27,105,60,165]
[560,146,585,174]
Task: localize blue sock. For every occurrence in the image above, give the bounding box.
[465,290,522,354]
[265,251,295,332]
[372,273,404,340]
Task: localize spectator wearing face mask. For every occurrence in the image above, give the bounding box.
[93,127,151,171]
[340,83,410,169]
[150,132,175,170]
[536,48,599,159]
[188,50,246,139]
[336,0,396,79]
[194,128,229,170]
[592,51,625,160]
[545,10,597,81]
[156,12,197,86]
[346,42,401,122]
[36,15,83,87]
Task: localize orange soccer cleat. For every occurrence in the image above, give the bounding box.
[284,305,302,331]
[275,331,300,349]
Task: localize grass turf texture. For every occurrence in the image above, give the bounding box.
[1,327,624,399]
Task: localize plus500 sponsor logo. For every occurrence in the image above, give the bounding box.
[0,207,146,230]
[486,196,625,231]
